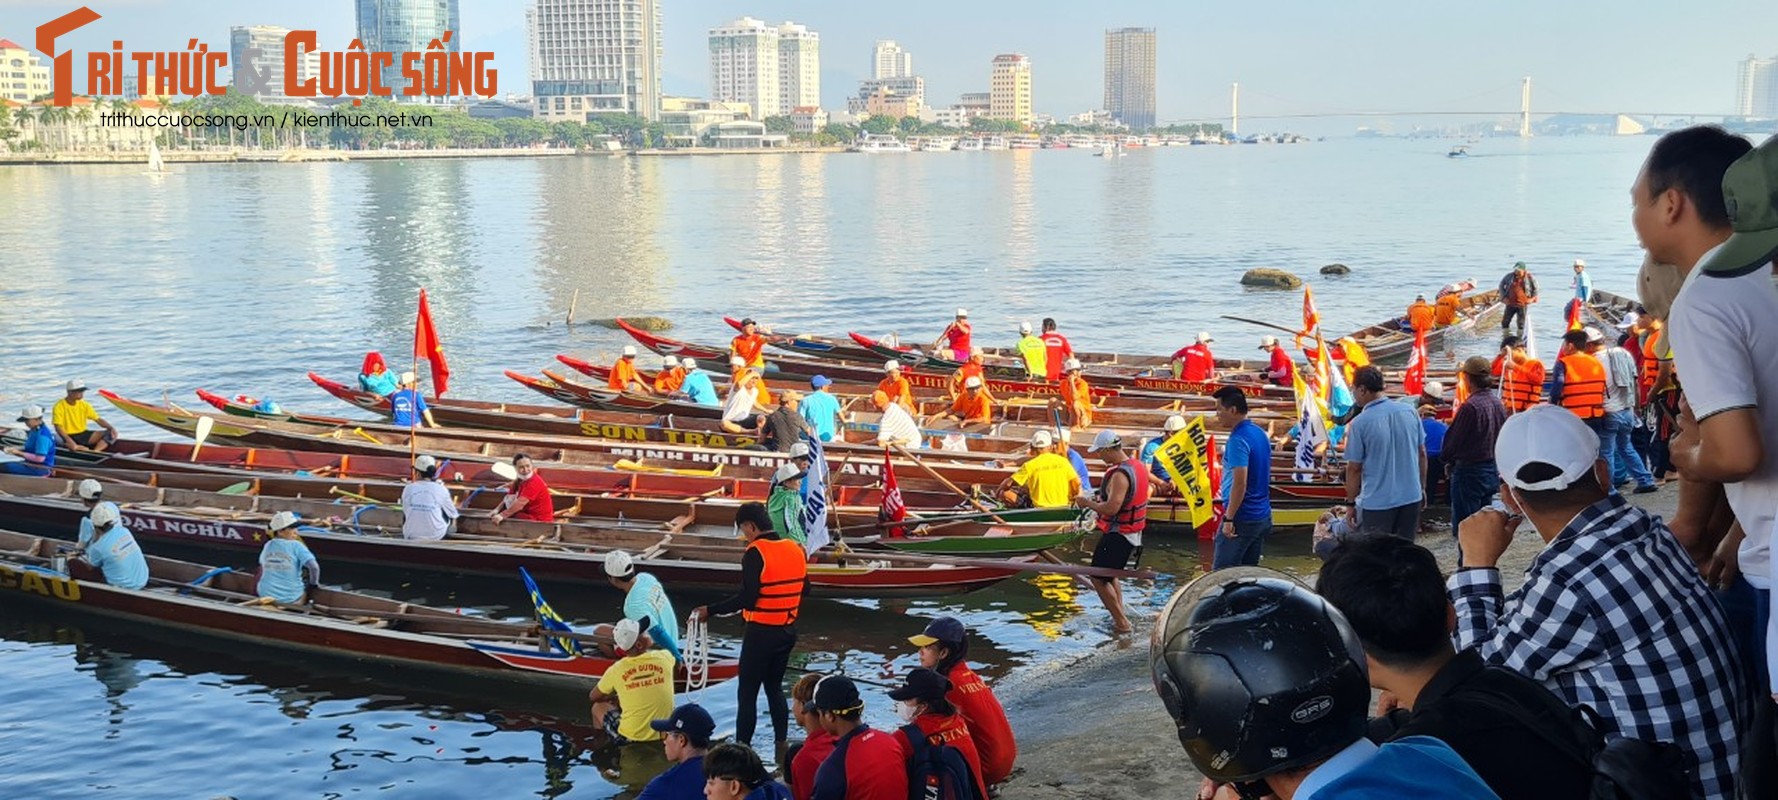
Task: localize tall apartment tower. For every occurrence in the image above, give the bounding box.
[1737,54,1778,118]
[1104,27,1156,130]
[230,26,321,103]
[527,0,664,121]
[776,22,820,116]
[356,0,459,102]
[873,40,913,79]
[708,17,780,118]
[989,54,1033,127]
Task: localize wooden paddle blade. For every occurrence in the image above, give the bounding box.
[190,415,215,462]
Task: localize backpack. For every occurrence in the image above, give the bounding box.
[1466,679,1691,800]
[900,724,984,800]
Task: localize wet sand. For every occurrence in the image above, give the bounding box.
[998,483,1684,798]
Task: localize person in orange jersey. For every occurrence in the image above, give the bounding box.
[653,355,686,394]
[1056,358,1094,428]
[1407,294,1435,336]
[936,376,993,430]
[876,360,916,413]
[731,318,769,369]
[608,345,652,394]
[948,348,992,401]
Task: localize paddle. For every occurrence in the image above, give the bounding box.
[892,445,1006,524]
[1220,315,1303,336]
[189,415,215,462]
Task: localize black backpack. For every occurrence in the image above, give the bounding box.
[900,724,984,800]
[1466,680,1692,800]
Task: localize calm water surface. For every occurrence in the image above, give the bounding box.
[0,137,1655,796]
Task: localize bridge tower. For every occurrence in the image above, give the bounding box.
[1520,76,1532,138]
[1231,82,1240,136]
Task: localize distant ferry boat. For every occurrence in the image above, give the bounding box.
[921,136,957,152]
[983,136,1009,151]
[1009,136,1041,150]
[956,136,985,151]
[854,134,911,153]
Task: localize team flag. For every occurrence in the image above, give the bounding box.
[415,289,451,396]
[878,449,908,538]
[1403,329,1428,397]
[799,434,831,555]
[1292,368,1331,480]
[1302,285,1322,334]
[519,566,583,656]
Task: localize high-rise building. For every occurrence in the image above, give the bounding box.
[776,22,820,117]
[873,40,913,80]
[1736,54,1778,118]
[229,26,321,104]
[1104,27,1156,130]
[709,17,779,119]
[0,38,51,104]
[988,54,1033,127]
[527,0,664,122]
[355,0,459,103]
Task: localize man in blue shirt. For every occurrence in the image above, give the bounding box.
[679,360,719,406]
[638,704,715,799]
[798,376,842,442]
[1141,415,1186,492]
[1343,367,1427,539]
[605,549,683,661]
[3,405,57,476]
[1058,428,1093,493]
[1212,388,1273,569]
[78,502,150,590]
[1570,258,1591,303]
[389,372,437,428]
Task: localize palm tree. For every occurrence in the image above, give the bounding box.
[71,102,94,151]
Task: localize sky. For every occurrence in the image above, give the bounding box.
[3,0,1773,128]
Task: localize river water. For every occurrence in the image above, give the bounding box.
[0,136,1658,797]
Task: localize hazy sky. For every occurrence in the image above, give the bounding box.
[3,0,1772,126]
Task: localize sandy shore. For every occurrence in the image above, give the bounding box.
[997,483,1685,798]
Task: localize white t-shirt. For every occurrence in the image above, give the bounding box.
[400,479,459,541]
[875,403,922,448]
[1667,252,1778,591]
[721,381,756,424]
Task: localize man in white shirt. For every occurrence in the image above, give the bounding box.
[871,390,921,449]
[401,455,459,540]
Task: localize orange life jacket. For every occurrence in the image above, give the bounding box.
[1495,354,1545,413]
[1408,302,1434,333]
[1640,328,1665,397]
[742,537,807,626]
[1434,294,1460,326]
[1557,353,1605,420]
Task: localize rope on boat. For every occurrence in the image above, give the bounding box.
[682,613,711,700]
[347,506,378,536]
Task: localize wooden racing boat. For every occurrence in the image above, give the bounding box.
[1342,289,1502,360]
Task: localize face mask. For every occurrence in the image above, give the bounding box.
[894,700,919,723]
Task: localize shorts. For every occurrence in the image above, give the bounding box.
[1090,531,1143,571]
[67,430,113,448]
[726,414,761,429]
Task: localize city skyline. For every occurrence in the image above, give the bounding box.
[0,1,1770,130]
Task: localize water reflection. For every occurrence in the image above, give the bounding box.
[533,158,669,326]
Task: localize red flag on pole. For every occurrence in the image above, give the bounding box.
[415,289,451,396]
[1403,330,1427,397]
[878,449,907,538]
[1302,285,1322,334]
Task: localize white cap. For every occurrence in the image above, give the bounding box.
[1029,430,1054,450]
[1163,414,1186,432]
[663,355,678,368]
[77,479,103,500]
[956,307,969,317]
[1573,258,1586,267]
[1497,405,1601,491]
[613,618,641,651]
[268,510,301,532]
[622,345,637,357]
[17,404,44,421]
[1196,332,1214,344]
[969,346,983,358]
[1617,310,1640,330]
[1088,430,1123,453]
[1063,358,1081,371]
[604,550,636,579]
[66,380,88,392]
[413,454,438,472]
[1259,335,1278,349]
[884,360,901,373]
[682,357,698,370]
[773,462,804,484]
[491,461,520,481]
[1019,321,1032,334]
[963,375,983,389]
[1583,326,1604,343]
[90,501,120,528]
[1423,381,1446,398]
[729,355,745,367]
[400,371,417,385]
[789,442,812,459]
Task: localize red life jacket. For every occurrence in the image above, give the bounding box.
[1095,460,1151,536]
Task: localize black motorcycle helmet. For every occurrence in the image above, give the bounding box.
[1150,567,1370,785]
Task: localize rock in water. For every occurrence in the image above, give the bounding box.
[1240,268,1304,289]
[1320,263,1351,275]
[591,317,673,331]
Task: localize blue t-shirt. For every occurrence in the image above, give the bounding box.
[1218,419,1273,522]
[799,390,842,442]
[85,525,149,590]
[1067,448,1094,492]
[681,372,719,406]
[23,425,57,470]
[389,389,428,427]
[257,537,319,604]
[1344,397,1427,510]
[1421,418,1448,459]
[743,783,792,800]
[623,572,682,661]
[636,754,703,800]
[1300,737,1498,800]
[77,517,96,548]
[1140,439,1164,475]
[1573,271,1591,301]
[359,371,399,396]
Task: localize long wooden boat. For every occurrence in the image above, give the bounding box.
[1342,289,1503,360]
[0,475,1031,597]
[0,528,741,689]
[1583,289,1638,329]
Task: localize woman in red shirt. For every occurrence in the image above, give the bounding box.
[934,309,972,362]
[907,617,1015,788]
[490,454,556,524]
[890,668,990,800]
[788,673,837,800]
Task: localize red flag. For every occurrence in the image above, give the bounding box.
[1302,286,1322,334]
[878,449,907,538]
[1403,330,1427,397]
[415,289,451,396]
[1564,298,1584,331]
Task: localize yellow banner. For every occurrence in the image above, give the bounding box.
[1154,417,1216,527]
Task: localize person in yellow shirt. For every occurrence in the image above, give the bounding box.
[1336,336,1371,385]
[53,381,118,452]
[1016,321,1047,380]
[997,430,1081,508]
[588,618,677,745]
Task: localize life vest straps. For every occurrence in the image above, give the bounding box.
[1096,460,1151,534]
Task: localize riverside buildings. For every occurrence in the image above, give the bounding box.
[708,17,821,118]
[526,0,664,121]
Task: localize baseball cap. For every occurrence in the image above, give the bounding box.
[1088,430,1123,453]
[90,501,120,528]
[400,371,417,384]
[773,462,804,485]
[1700,135,1778,275]
[811,375,832,388]
[1163,414,1186,432]
[1019,321,1032,334]
[969,347,984,359]
[1573,258,1586,267]
[1029,430,1054,450]
[66,380,87,392]
[682,357,699,370]
[413,454,438,472]
[1422,381,1445,399]
[883,360,901,373]
[604,550,635,579]
[907,616,966,648]
[1496,405,1601,491]
[16,404,44,422]
[1583,326,1604,344]
[77,479,103,500]
[1514,261,1527,271]
[1062,358,1081,372]
[888,668,952,703]
[1196,332,1214,344]
[808,674,863,714]
[268,510,301,532]
[789,442,812,459]
[648,703,716,747]
[613,618,641,652]
[1458,356,1492,379]
[662,355,678,368]
[1258,335,1277,349]
[622,345,637,357]
[964,376,983,389]
[955,308,969,318]
[741,317,757,326]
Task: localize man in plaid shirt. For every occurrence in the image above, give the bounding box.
[1449,406,1747,800]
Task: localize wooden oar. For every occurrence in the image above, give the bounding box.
[1221,315,1303,336]
[830,548,1154,582]
[893,445,1006,524]
[189,415,215,462]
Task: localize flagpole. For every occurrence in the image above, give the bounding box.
[411,291,422,468]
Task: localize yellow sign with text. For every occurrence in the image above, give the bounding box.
[1154,417,1215,528]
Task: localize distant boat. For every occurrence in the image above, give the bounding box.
[1447,145,1470,158]
[853,133,911,153]
[145,140,170,174]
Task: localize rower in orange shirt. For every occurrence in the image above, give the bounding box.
[730,355,771,406]
[730,317,768,369]
[607,346,651,394]
[653,355,686,394]
[936,376,993,429]
[1406,294,1434,336]
[1056,358,1094,428]
[1433,291,1461,327]
[948,348,992,401]
[877,360,916,413]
